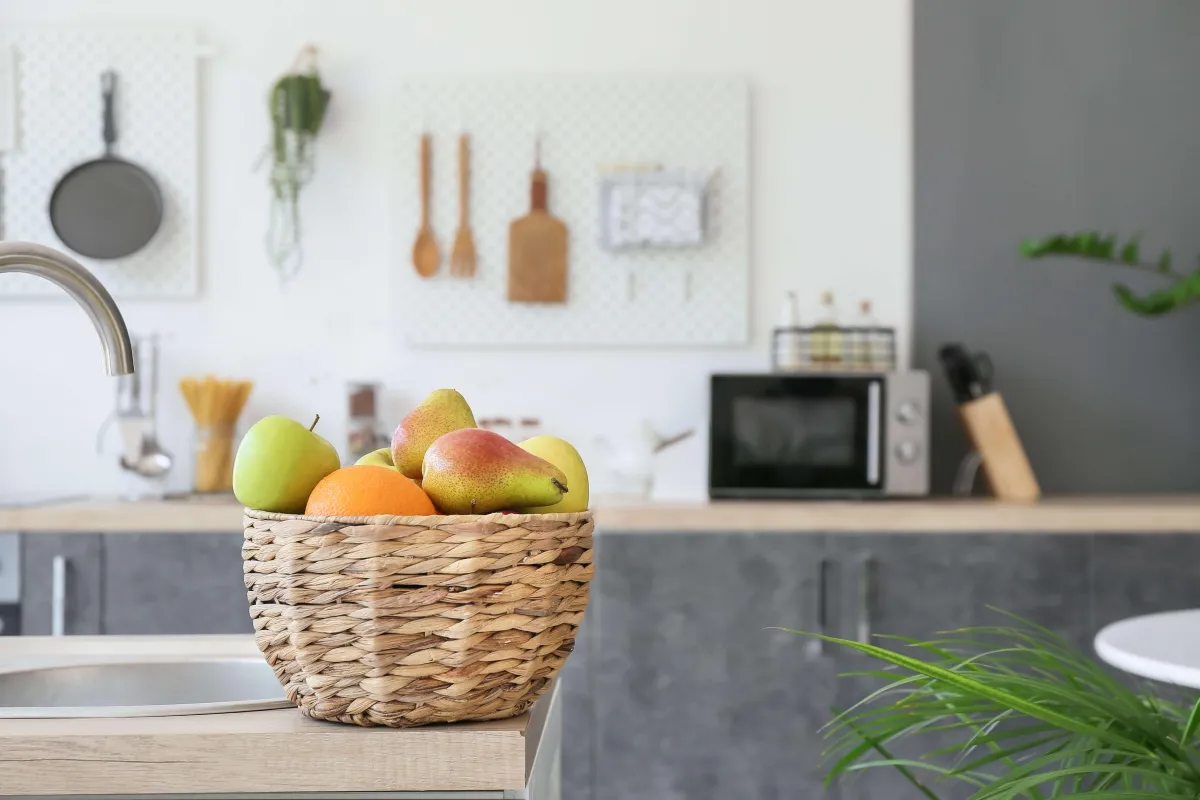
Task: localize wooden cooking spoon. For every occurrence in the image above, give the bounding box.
[449,133,477,278]
[412,133,440,278]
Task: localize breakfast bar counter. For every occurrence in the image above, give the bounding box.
[0,636,556,798]
[3,494,1200,533]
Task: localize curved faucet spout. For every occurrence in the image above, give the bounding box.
[0,241,135,376]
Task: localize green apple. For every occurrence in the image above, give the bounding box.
[355,447,397,470]
[233,414,341,513]
[516,435,589,513]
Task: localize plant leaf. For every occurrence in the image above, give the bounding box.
[1020,234,1077,258]
[1182,696,1200,744]
[972,763,1190,800]
[793,618,1200,798]
[1159,248,1174,273]
[844,758,989,786]
[945,733,1067,776]
[1113,271,1200,316]
[828,721,948,799]
[783,630,1154,755]
[1045,794,1195,800]
[1120,236,1141,264]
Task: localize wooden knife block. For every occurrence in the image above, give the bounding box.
[958,393,1040,502]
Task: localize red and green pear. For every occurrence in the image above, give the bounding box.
[421,428,567,514]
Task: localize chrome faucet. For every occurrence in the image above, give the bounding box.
[0,241,135,375]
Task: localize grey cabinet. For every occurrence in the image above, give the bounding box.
[584,531,837,800]
[560,618,595,800]
[828,533,1093,649]
[20,533,103,635]
[573,530,1098,800]
[101,533,251,635]
[1092,534,1200,631]
[827,534,1092,800]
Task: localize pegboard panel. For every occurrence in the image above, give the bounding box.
[0,27,199,298]
[396,76,749,347]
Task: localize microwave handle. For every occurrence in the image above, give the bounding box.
[51,555,67,636]
[867,381,882,485]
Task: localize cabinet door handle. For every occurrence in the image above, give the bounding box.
[857,554,875,644]
[811,556,831,657]
[51,555,67,637]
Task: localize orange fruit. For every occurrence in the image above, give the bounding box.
[305,465,436,517]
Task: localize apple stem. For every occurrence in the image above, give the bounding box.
[552,478,568,494]
[309,414,320,432]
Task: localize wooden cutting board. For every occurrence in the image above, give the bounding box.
[508,167,568,303]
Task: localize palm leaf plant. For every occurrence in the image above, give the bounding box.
[787,613,1200,798]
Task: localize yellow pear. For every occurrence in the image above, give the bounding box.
[517,436,589,513]
[390,389,477,479]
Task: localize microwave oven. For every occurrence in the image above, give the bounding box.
[708,371,930,499]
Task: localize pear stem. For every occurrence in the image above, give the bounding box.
[552,478,568,494]
[309,414,320,432]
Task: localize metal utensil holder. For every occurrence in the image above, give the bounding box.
[772,326,897,373]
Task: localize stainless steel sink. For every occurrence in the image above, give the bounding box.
[0,658,291,718]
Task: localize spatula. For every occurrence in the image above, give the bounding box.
[449,133,477,278]
[507,140,568,303]
[412,133,440,278]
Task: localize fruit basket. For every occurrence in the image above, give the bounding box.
[243,507,593,727]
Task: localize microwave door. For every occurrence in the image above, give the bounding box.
[733,398,858,468]
[710,375,881,497]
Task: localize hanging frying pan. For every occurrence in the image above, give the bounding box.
[49,70,163,260]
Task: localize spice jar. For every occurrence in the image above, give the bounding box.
[347,383,386,463]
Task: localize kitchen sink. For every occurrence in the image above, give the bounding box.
[0,658,291,718]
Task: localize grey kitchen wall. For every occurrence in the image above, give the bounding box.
[915,0,1200,493]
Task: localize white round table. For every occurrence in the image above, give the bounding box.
[1094,609,1200,688]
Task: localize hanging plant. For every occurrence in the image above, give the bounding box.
[258,44,331,283]
[1021,231,1200,317]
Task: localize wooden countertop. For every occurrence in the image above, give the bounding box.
[0,636,538,796]
[3,494,1200,533]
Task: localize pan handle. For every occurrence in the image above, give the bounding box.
[101,70,116,155]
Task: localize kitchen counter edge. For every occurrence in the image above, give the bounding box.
[4,495,1200,533]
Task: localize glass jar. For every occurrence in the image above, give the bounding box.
[193,423,237,493]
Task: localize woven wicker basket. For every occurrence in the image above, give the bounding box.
[242,508,593,727]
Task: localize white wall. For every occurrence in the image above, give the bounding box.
[0,0,911,501]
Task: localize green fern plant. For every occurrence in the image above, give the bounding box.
[786,613,1200,798]
[1021,232,1200,316]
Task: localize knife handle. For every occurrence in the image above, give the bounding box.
[973,352,994,392]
